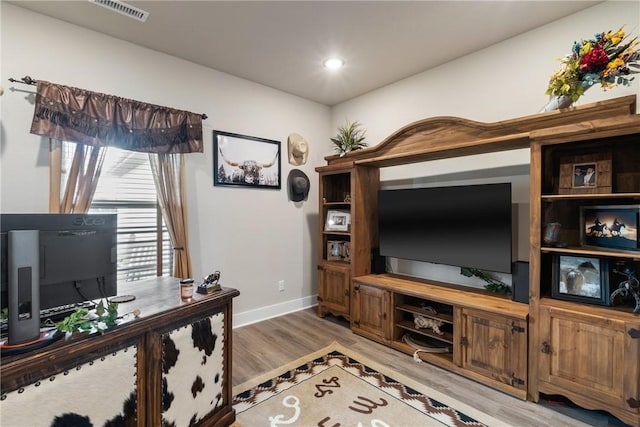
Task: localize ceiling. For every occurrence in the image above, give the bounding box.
[8,1,601,106]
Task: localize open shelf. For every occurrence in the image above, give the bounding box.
[395,319,454,344]
[392,335,453,364]
[395,303,454,324]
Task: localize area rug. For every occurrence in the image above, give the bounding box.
[232,342,509,427]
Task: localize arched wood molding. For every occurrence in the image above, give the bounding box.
[322,95,636,170]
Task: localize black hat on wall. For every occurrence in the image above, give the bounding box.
[288,169,310,202]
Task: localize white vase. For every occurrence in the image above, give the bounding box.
[539,94,574,112]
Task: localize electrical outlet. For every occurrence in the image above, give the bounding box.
[278,280,285,292]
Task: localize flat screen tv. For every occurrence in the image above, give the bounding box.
[1,213,117,312]
[378,183,512,274]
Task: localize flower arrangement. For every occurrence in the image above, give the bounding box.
[545,25,639,105]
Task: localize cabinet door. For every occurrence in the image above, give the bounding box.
[460,308,527,394]
[351,283,390,343]
[539,305,640,417]
[159,311,229,427]
[318,262,350,319]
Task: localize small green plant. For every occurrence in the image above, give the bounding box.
[460,267,512,295]
[56,300,119,335]
[330,120,368,157]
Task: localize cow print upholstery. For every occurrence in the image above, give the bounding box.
[1,346,137,426]
[161,312,225,427]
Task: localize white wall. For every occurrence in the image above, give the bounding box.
[331,0,639,288]
[0,4,331,324]
[332,1,640,145]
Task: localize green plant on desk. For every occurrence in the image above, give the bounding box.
[56,300,119,334]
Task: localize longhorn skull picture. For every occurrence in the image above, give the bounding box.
[213,131,281,189]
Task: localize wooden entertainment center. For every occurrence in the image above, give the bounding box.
[317,95,640,426]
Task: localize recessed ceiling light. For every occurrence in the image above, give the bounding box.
[323,58,344,70]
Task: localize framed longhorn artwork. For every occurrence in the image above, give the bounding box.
[213,130,281,189]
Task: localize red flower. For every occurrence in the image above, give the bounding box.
[579,47,609,72]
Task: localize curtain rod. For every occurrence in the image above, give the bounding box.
[8,76,208,120]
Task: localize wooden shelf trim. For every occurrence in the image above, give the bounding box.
[540,245,640,260]
[323,96,637,168]
[541,192,640,200]
[354,274,528,319]
[539,297,640,320]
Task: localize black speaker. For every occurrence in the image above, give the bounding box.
[371,248,386,274]
[512,261,529,304]
[8,230,41,345]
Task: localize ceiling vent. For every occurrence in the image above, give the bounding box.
[88,0,150,22]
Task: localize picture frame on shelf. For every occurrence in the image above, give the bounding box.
[327,240,343,261]
[558,152,611,194]
[325,210,350,232]
[551,254,609,305]
[213,130,281,189]
[580,205,640,253]
[342,241,351,262]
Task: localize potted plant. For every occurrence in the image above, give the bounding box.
[330,120,368,157]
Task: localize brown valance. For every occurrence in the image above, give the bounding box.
[30,81,203,153]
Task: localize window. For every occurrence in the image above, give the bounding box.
[61,144,172,283]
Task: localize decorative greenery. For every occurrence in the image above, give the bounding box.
[330,120,368,157]
[546,25,639,103]
[460,267,511,295]
[56,300,119,335]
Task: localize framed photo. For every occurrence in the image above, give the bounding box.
[342,241,351,262]
[552,254,609,305]
[213,130,281,189]
[325,210,350,232]
[580,205,640,252]
[327,240,343,261]
[558,152,611,194]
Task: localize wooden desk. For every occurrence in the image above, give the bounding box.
[1,277,240,427]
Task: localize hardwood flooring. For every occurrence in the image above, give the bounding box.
[232,307,629,427]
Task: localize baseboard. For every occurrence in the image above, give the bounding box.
[233,295,317,328]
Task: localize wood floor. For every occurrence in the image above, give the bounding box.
[232,307,629,427]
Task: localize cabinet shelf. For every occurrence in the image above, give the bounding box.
[541,192,640,201]
[395,303,454,324]
[322,231,350,236]
[392,335,453,364]
[395,319,454,344]
[540,245,640,260]
[323,201,351,206]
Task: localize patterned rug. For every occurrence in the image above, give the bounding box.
[232,342,508,427]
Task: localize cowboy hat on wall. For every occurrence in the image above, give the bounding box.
[288,169,310,202]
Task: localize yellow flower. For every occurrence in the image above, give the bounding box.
[603,58,624,76]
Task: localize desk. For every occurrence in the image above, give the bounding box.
[1,277,240,427]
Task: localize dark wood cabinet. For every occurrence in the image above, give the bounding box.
[0,278,239,427]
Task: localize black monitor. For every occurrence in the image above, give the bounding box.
[1,213,117,311]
